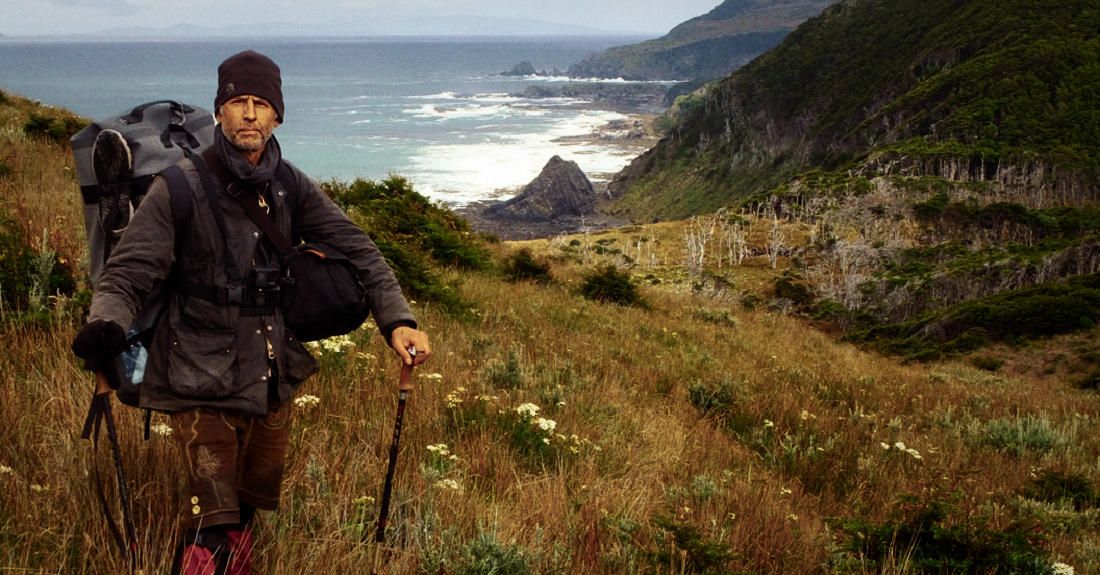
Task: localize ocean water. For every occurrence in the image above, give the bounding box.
[0,37,657,205]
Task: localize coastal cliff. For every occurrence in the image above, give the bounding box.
[568,0,836,81]
[608,0,1100,220]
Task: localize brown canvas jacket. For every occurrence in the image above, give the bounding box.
[88,157,415,415]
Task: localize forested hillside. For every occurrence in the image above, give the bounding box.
[567,0,835,81]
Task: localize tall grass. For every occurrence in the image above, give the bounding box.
[3,89,1100,573]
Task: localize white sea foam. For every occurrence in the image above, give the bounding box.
[406,109,639,206]
[499,75,680,85]
[409,91,461,100]
[401,102,546,120]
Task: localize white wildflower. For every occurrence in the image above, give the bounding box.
[435,479,461,491]
[763,419,775,428]
[426,443,450,455]
[150,423,173,437]
[541,437,551,445]
[535,417,557,433]
[516,403,540,418]
[0,464,12,475]
[30,484,47,493]
[319,334,356,354]
[1052,563,1075,575]
[419,373,444,381]
[894,441,907,451]
[880,442,890,450]
[905,448,923,460]
[294,394,321,408]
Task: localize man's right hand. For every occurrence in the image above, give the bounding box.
[71,319,127,371]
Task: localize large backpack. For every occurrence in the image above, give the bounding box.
[71,100,216,406]
[72,100,216,285]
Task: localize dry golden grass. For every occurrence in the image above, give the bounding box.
[4,90,1100,573]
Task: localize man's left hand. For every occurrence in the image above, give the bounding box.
[390,326,431,366]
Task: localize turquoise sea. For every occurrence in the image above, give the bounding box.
[0,37,656,204]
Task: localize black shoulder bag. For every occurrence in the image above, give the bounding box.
[192,151,372,342]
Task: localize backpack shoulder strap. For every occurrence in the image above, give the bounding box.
[159,163,194,231]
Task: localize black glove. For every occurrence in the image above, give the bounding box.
[71,319,127,371]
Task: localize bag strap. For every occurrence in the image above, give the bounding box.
[187,149,247,287]
[233,186,295,257]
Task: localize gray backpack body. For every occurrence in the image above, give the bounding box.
[71,100,216,286]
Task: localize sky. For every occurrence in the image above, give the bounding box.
[3,0,724,37]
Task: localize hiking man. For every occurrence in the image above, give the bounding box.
[71,50,431,574]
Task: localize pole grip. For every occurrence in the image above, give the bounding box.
[398,347,416,392]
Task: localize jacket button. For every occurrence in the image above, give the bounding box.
[261,376,268,382]
[253,232,260,239]
[256,329,262,335]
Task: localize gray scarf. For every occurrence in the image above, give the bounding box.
[214,125,282,185]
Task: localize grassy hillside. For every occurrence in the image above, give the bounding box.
[567,0,835,81]
[5,89,1100,574]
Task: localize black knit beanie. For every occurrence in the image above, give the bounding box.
[214,50,284,122]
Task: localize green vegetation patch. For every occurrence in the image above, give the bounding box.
[23,110,88,144]
[579,265,647,308]
[323,176,491,315]
[833,496,1053,573]
[851,273,1100,360]
[501,248,553,284]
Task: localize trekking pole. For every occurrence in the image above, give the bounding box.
[81,366,142,575]
[371,348,416,574]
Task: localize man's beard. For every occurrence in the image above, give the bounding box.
[226,128,269,152]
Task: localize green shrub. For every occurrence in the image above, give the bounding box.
[325,176,491,271]
[502,248,553,284]
[970,355,1004,372]
[981,415,1065,455]
[459,532,531,575]
[691,307,738,327]
[834,496,1052,574]
[1074,370,1100,391]
[773,271,814,308]
[23,111,87,144]
[688,378,736,416]
[740,292,762,310]
[0,218,76,319]
[482,348,525,390]
[649,516,736,574]
[1023,469,1098,511]
[580,265,645,307]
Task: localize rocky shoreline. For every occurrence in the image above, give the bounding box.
[454,112,658,241]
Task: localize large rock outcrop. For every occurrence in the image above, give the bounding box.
[485,156,597,222]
